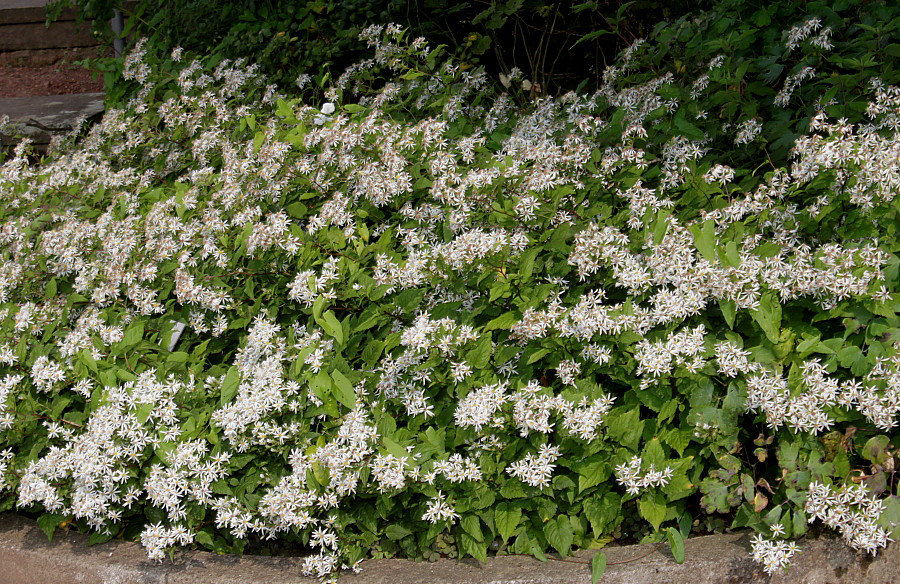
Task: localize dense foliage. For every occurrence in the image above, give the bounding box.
[5,0,900,581]
[50,0,705,95]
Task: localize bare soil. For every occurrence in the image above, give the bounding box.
[0,62,103,98]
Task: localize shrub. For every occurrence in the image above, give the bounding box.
[3,3,900,580]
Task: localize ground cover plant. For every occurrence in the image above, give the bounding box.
[2,0,900,580]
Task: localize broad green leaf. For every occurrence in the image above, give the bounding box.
[605,407,644,452]
[485,311,518,331]
[584,492,621,537]
[751,292,782,343]
[381,435,409,461]
[591,551,607,584]
[639,491,667,530]
[460,515,487,562]
[385,524,412,540]
[37,513,67,543]
[219,366,240,405]
[331,369,356,408]
[467,335,493,370]
[666,527,684,563]
[494,503,522,542]
[544,515,574,556]
[322,310,344,346]
[689,220,716,263]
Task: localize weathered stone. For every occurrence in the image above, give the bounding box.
[0,513,896,584]
[0,92,104,149]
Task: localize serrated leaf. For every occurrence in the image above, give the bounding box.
[544,515,574,556]
[639,491,667,531]
[460,515,487,562]
[219,365,240,405]
[331,369,356,408]
[584,492,621,537]
[674,110,706,141]
[37,513,66,542]
[526,348,551,365]
[485,311,518,331]
[467,334,493,370]
[123,321,144,348]
[605,407,644,452]
[751,292,782,343]
[494,503,522,542]
[666,527,684,563]
[322,310,344,346]
[385,524,412,540]
[591,551,607,584]
[381,435,409,460]
[689,220,716,263]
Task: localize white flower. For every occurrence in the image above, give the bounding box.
[320,102,336,115]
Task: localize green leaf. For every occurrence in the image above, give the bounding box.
[861,435,890,465]
[639,491,667,531]
[79,349,98,374]
[877,496,900,538]
[544,515,574,556]
[385,524,412,540]
[331,369,356,409]
[689,220,717,263]
[381,435,409,460]
[591,551,607,584]
[584,492,621,537]
[674,110,706,141]
[467,334,493,370]
[751,292,782,343]
[37,513,66,543]
[494,503,522,542]
[666,527,684,563]
[460,515,487,562]
[219,365,240,405]
[605,407,644,452]
[321,310,344,346]
[526,348,551,365]
[485,311,518,331]
[122,320,144,348]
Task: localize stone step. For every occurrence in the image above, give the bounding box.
[0,0,97,53]
[0,92,104,151]
[0,512,897,584]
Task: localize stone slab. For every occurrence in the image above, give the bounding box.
[0,21,95,51]
[0,92,103,147]
[0,513,896,584]
[0,0,77,26]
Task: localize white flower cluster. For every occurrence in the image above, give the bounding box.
[715,340,759,377]
[785,18,832,52]
[0,374,22,430]
[775,66,816,107]
[746,356,900,433]
[805,481,892,554]
[750,533,800,574]
[288,256,341,306]
[370,453,408,492]
[734,118,763,145]
[454,381,508,431]
[703,164,736,186]
[141,522,194,561]
[421,491,460,524]
[0,449,13,490]
[634,325,707,381]
[614,455,673,495]
[506,444,561,487]
[506,379,615,440]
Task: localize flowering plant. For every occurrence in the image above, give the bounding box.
[2,2,900,581]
